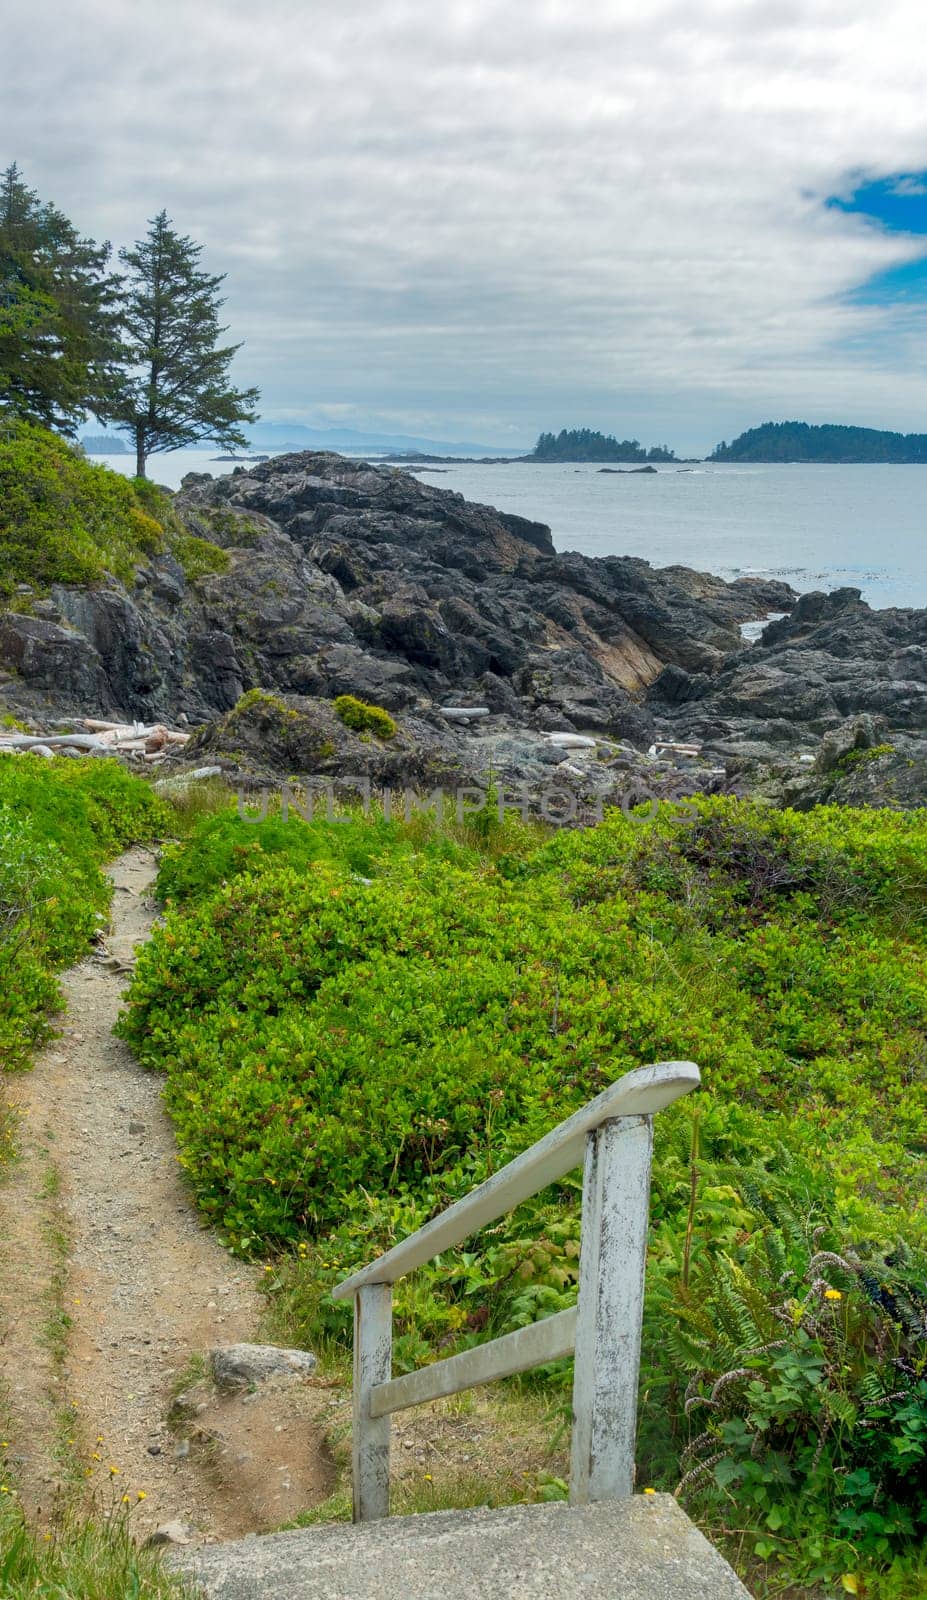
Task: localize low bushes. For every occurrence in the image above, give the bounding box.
[0,421,162,596]
[0,755,168,1072]
[119,795,927,1594]
[333,694,397,738]
[0,420,228,598]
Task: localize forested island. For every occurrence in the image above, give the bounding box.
[80,434,129,454]
[530,428,677,462]
[711,419,927,463]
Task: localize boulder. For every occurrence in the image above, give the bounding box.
[210,1343,317,1390]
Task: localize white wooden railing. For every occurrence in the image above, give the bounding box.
[331,1060,700,1522]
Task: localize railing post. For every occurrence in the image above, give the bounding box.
[569,1113,653,1504]
[353,1281,392,1521]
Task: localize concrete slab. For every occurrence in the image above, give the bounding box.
[175,1494,751,1599]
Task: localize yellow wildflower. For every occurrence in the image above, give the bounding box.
[824,1289,843,1301]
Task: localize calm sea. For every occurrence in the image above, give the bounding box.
[95,452,927,611]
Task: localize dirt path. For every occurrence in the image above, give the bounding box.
[0,847,333,1540]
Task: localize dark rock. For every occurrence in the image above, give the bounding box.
[38,451,927,804]
[645,587,927,806]
[646,664,710,706]
[0,613,107,704]
[815,714,887,774]
[3,452,791,743]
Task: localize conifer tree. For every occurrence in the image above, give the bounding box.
[110,211,259,477]
[0,163,122,431]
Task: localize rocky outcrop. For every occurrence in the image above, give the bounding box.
[648,587,927,747]
[647,587,927,807]
[3,451,926,808]
[0,452,791,740]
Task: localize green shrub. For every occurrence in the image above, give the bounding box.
[169,532,230,580]
[0,422,229,599]
[118,795,927,1592]
[0,756,168,1071]
[0,421,164,597]
[644,1152,927,1593]
[333,694,397,739]
[229,687,290,718]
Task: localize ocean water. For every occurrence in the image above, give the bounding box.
[412,461,927,611]
[95,452,927,611]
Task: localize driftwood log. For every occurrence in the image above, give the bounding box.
[0,720,191,760]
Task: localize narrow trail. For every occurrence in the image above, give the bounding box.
[0,847,333,1541]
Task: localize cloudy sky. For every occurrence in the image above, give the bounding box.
[4,0,927,452]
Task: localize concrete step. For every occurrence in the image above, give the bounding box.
[175,1494,751,1599]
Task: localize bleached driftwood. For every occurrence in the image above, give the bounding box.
[82,719,189,748]
[647,740,702,758]
[439,706,490,721]
[0,734,116,753]
[543,732,597,750]
[0,719,190,759]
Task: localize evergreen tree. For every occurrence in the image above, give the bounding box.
[0,163,122,431]
[110,211,259,477]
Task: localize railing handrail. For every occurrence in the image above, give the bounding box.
[340,1058,701,1522]
[331,1060,699,1301]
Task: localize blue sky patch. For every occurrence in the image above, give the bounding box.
[827,173,927,234]
[827,173,927,304]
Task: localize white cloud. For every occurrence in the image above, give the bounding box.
[4,0,927,450]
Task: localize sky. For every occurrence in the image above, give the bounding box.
[4,0,927,454]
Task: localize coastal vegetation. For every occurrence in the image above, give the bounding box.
[107,209,260,478]
[333,694,398,738]
[0,162,259,475]
[0,420,229,599]
[530,429,676,462]
[2,300,927,1599]
[711,420,927,464]
[117,791,927,1597]
[0,755,167,1073]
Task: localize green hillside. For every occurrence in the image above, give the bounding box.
[712,420,927,463]
[118,792,927,1597]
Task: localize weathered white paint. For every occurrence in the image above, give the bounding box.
[370,1307,578,1419]
[353,1282,392,1522]
[569,1116,653,1504]
[342,1061,700,1523]
[332,1062,698,1301]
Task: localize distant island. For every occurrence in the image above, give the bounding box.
[711,420,927,463]
[80,434,130,455]
[530,429,676,463]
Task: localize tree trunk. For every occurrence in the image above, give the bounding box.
[135,428,146,479]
